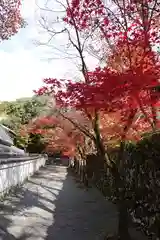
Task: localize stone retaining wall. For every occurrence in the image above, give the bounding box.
[0,154,47,195]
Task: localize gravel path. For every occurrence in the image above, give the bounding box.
[0,165,147,240]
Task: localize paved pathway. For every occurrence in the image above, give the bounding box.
[0,165,147,240]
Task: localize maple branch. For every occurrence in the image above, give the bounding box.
[84,108,93,122]
[57,110,96,141]
[65,0,88,78]
[103,5,126,32]
[148,89,157,130]
[65,28,80,53]
[92,110,116,168]
[81,23,101,52]
[112,0,133,69]
[136,96,155,131]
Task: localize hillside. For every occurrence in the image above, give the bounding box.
[0,95,50,131]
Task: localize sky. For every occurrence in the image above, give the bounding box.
[0,0,97,101]
[0,1,159,102]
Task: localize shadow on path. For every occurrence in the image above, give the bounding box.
[45,169,118,240]
[0,165,118,240]
[0,166,64,239]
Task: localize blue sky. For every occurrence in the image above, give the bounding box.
[0,0,81,101]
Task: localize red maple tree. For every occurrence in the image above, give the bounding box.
[27,115,86,157]
[35,1,160,238]
[0,0,23,40]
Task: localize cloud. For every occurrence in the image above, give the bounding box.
[0,49,76,101]
[0,51,41,100]
[0,0,72,101]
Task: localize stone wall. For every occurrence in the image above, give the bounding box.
[0,155,47,195]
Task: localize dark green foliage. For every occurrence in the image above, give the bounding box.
[0,96,48,132]
[13,134,28,150]
[128,133,160,239]
[72,133,160,239]
[26,133,46,153]
[5,97,46,125]
[0,96,50,154]
[48,151,62,157]
[0,101,9,114]
[106,135,160,238]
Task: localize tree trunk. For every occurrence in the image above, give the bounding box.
[92,112,131,239]
[116,140,131,240]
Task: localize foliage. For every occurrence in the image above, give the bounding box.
[26,133,46,154]
[35,0,160,239]
[0,101,9,114]
[0,97,49,153]
[27,113,84,156]
[101,133,160,239]
[13,134,28,150]
[71,133,160,238]
[0,0,23,40]
[0,96,48,132]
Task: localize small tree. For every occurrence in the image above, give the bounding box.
[27,114,87,158]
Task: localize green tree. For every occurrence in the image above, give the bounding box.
[0,96,48,132]
[26,133,46,153]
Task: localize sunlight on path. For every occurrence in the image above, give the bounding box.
[0,165,147,240]
[0,166,68,240]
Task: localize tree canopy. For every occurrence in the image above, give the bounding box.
[34,1,160,239]
[0,0,23,40]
